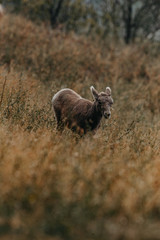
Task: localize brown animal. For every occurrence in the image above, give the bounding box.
[52,86,113,135]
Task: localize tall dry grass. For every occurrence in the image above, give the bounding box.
[0,14,160,240]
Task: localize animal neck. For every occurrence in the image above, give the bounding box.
[92,101,101,114]
[89,102,102,129]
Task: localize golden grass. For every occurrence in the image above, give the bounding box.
[0,14,160,240]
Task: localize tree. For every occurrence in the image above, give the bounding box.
[96,0,160,43]
[49,0,64,27]
[4,0,98,33]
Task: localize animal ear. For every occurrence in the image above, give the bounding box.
[106,87,111,95]
[90,86,99,100]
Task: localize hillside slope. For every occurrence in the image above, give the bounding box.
[0,14,160,240]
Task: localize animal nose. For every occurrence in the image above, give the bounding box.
[104,112,111,119]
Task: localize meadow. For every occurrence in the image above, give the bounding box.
[0,14,160,240]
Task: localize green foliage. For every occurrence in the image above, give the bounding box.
[96,0,160,43]
[3,0,160,42]
[4,0,98,34]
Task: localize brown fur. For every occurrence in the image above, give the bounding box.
[52,87,113,135]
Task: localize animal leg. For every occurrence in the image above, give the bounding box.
[54,108,64,132]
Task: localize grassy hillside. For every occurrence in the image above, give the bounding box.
[0,14,160,240]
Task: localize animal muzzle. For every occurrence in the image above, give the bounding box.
[104,112,111,119]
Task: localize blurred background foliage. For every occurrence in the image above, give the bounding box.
[1,0,160,43]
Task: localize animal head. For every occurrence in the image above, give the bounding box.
[90,86,113,119]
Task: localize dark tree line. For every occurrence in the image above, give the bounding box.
[1,0,160,43]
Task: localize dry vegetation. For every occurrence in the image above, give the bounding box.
[0,14,160,240]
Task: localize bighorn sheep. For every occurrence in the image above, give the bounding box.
[52,86,113,135]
